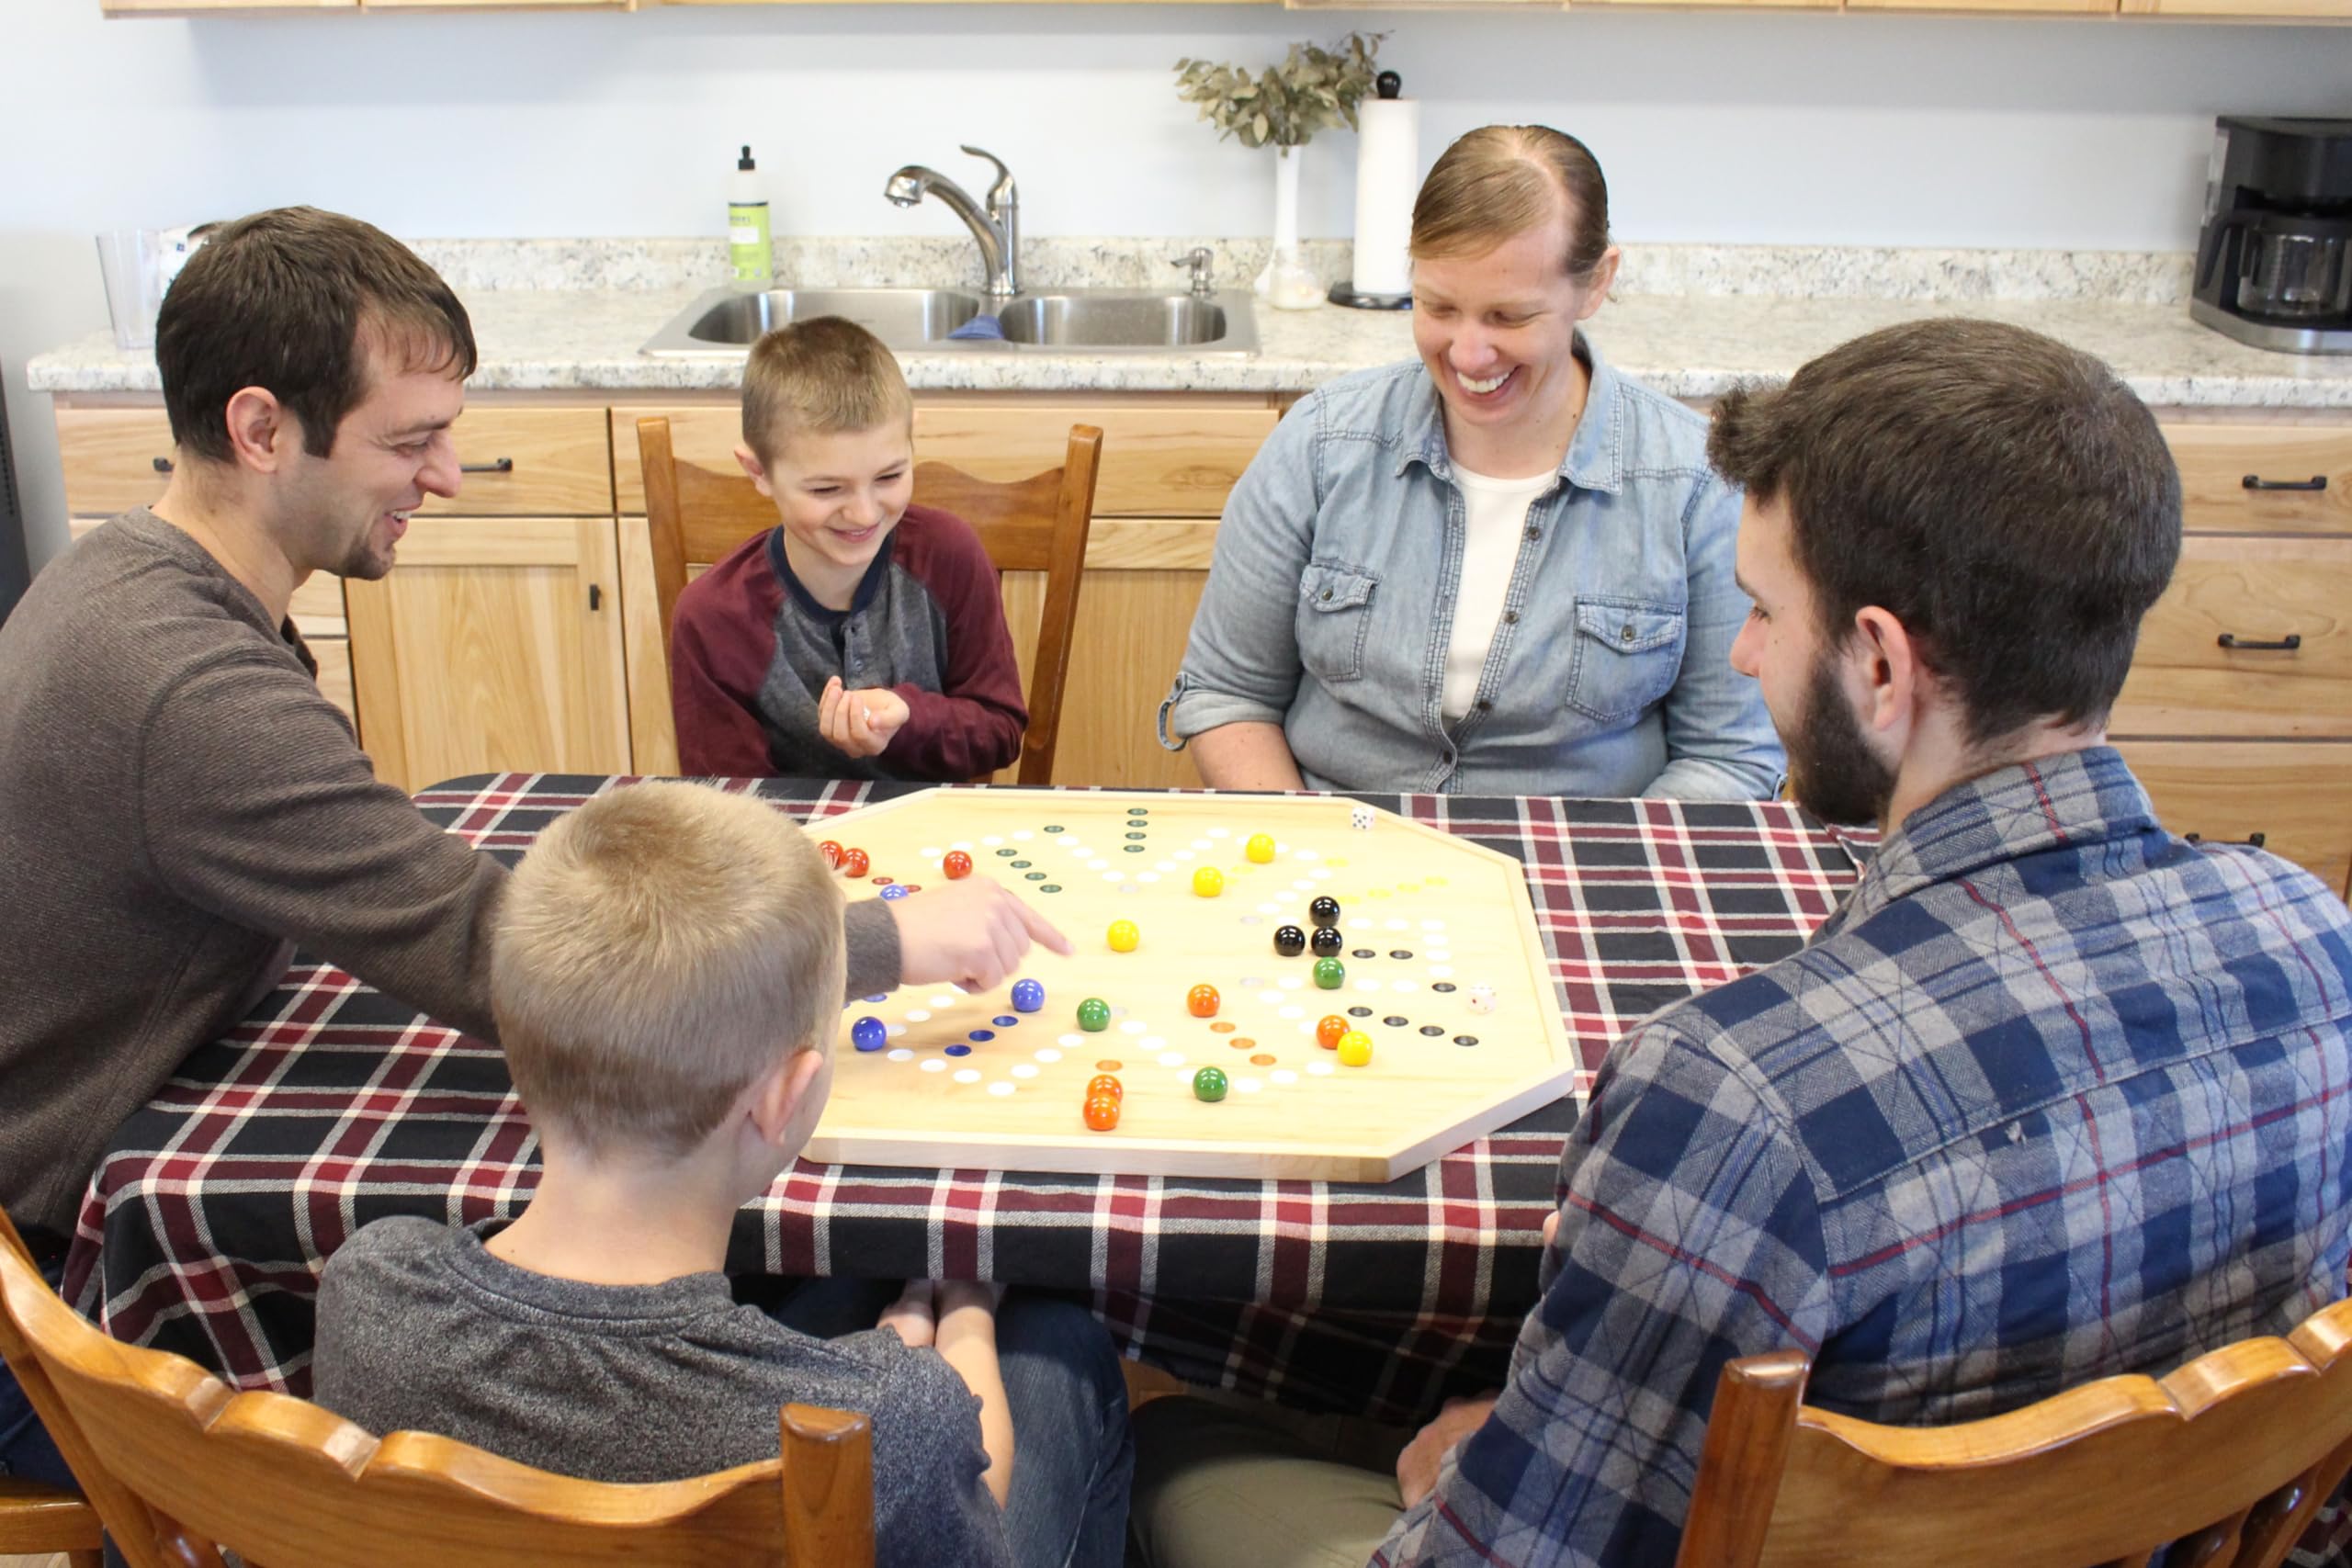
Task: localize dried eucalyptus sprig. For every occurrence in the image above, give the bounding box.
[1173,32,1385,152]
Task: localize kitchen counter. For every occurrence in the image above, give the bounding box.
[28,239,2352,408]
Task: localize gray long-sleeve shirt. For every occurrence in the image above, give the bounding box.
[0,510,899,1237]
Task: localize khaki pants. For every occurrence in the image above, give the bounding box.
[1126,1394,1411,1568]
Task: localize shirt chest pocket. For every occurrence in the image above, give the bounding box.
[1566,598,1684,723]
[1295,561,1379,685]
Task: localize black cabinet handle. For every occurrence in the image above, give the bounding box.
[2217,633,2303,651]
[152,457,173,474]
[2242,473,2326,492]
[2187,831,2267,850]
[460,457,514,475]
[588,583,603,612]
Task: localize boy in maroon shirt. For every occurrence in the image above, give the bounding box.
[671,318,1027,780]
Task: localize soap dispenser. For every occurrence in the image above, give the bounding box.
[729,145,773,286]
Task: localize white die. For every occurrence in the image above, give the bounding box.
[1466,983,1497,1015]
[1350,804,1375,831]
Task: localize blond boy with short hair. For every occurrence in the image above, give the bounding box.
[316,782,1132,1568]
[671,317,1029,780]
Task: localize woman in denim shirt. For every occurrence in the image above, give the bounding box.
[1159,126,1783,800]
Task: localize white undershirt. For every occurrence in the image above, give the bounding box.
[1442,463,1555,721]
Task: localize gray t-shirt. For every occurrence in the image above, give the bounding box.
[314,1217,1008,1568]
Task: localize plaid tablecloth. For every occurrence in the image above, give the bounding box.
[67,774,1863,1423]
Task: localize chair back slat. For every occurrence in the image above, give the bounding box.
[0,1239,873,1568]
[639,416,1102,785]
[1676,1296,2352,1568]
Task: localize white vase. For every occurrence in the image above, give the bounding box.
[1255,146,1323,311]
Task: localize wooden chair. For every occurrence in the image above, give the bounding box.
[0,1209,103,1568]
[0,1238,874,1568]
[1675,1295,2352,1568]
[641,416,1102,786]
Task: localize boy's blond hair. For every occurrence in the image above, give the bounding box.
[492,781,845,1159]
[741,316,914,468]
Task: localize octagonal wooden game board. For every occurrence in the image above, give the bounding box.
[809,789,1573,1182]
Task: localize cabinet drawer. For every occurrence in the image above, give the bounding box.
[2111,536,2352,739]
[417,406,613,516]
[2118,740,2352,897]
[613,400,1279,518]
[67,515,345,636]
[58,405,613,519]
[57,408,177,516]
[2161,422,2352,536]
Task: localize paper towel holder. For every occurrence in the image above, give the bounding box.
[1329,71,1415,311]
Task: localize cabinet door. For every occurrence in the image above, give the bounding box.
[344,517,630,793]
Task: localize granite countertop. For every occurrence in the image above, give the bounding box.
[29,237,2352,409]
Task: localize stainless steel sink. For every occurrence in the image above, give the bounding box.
[641,284,1258,356]
[995,290,1252,352]
[641,287,987,355]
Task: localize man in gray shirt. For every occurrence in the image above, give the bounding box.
[0,206,1066,1486]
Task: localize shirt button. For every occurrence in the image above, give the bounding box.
[1475,698,1492,712]
[1620,625,1635,642]
[1524,526,1541,540]
[1502,610,1520,625]
[1320,588,1333,601]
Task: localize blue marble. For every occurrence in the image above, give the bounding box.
[878,883,911,901]
[1010,977,1046,1013]
[851,1016,888,1053]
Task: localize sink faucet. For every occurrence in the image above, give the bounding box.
[885,145,1020,300]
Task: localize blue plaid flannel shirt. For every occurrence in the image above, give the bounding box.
[1374,747,2352,1568]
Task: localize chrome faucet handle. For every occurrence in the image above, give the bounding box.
[1169,246,1216,298]
[959,144,1016,212]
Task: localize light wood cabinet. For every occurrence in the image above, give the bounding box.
[2106,420,2352,898]
[344,517,631,791]
[2111,536,2352,739]
[417,407,616,516]
[48,392,2352,898]
[54,403,615,519]
[56,407,177,517]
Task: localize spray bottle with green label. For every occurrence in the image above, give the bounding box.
[729,145,772,285]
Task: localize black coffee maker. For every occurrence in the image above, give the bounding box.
[2192,117,2352,355]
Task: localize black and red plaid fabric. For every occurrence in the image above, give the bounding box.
[65,774,1863,1423]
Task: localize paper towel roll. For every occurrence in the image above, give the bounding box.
[1351,96,1419,298]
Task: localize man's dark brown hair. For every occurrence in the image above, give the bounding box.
[1708,318,2181,745]
[157,206,477,465]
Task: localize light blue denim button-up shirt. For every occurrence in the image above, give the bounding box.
[1159,337,1785,799]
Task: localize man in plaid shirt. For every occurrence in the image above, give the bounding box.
[1128,319,2352,1568]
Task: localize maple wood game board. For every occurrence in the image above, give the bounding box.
[810,789,1574,1182]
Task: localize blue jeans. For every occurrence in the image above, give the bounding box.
[0,1254,74,1490]
[768,1280,1133,1568]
